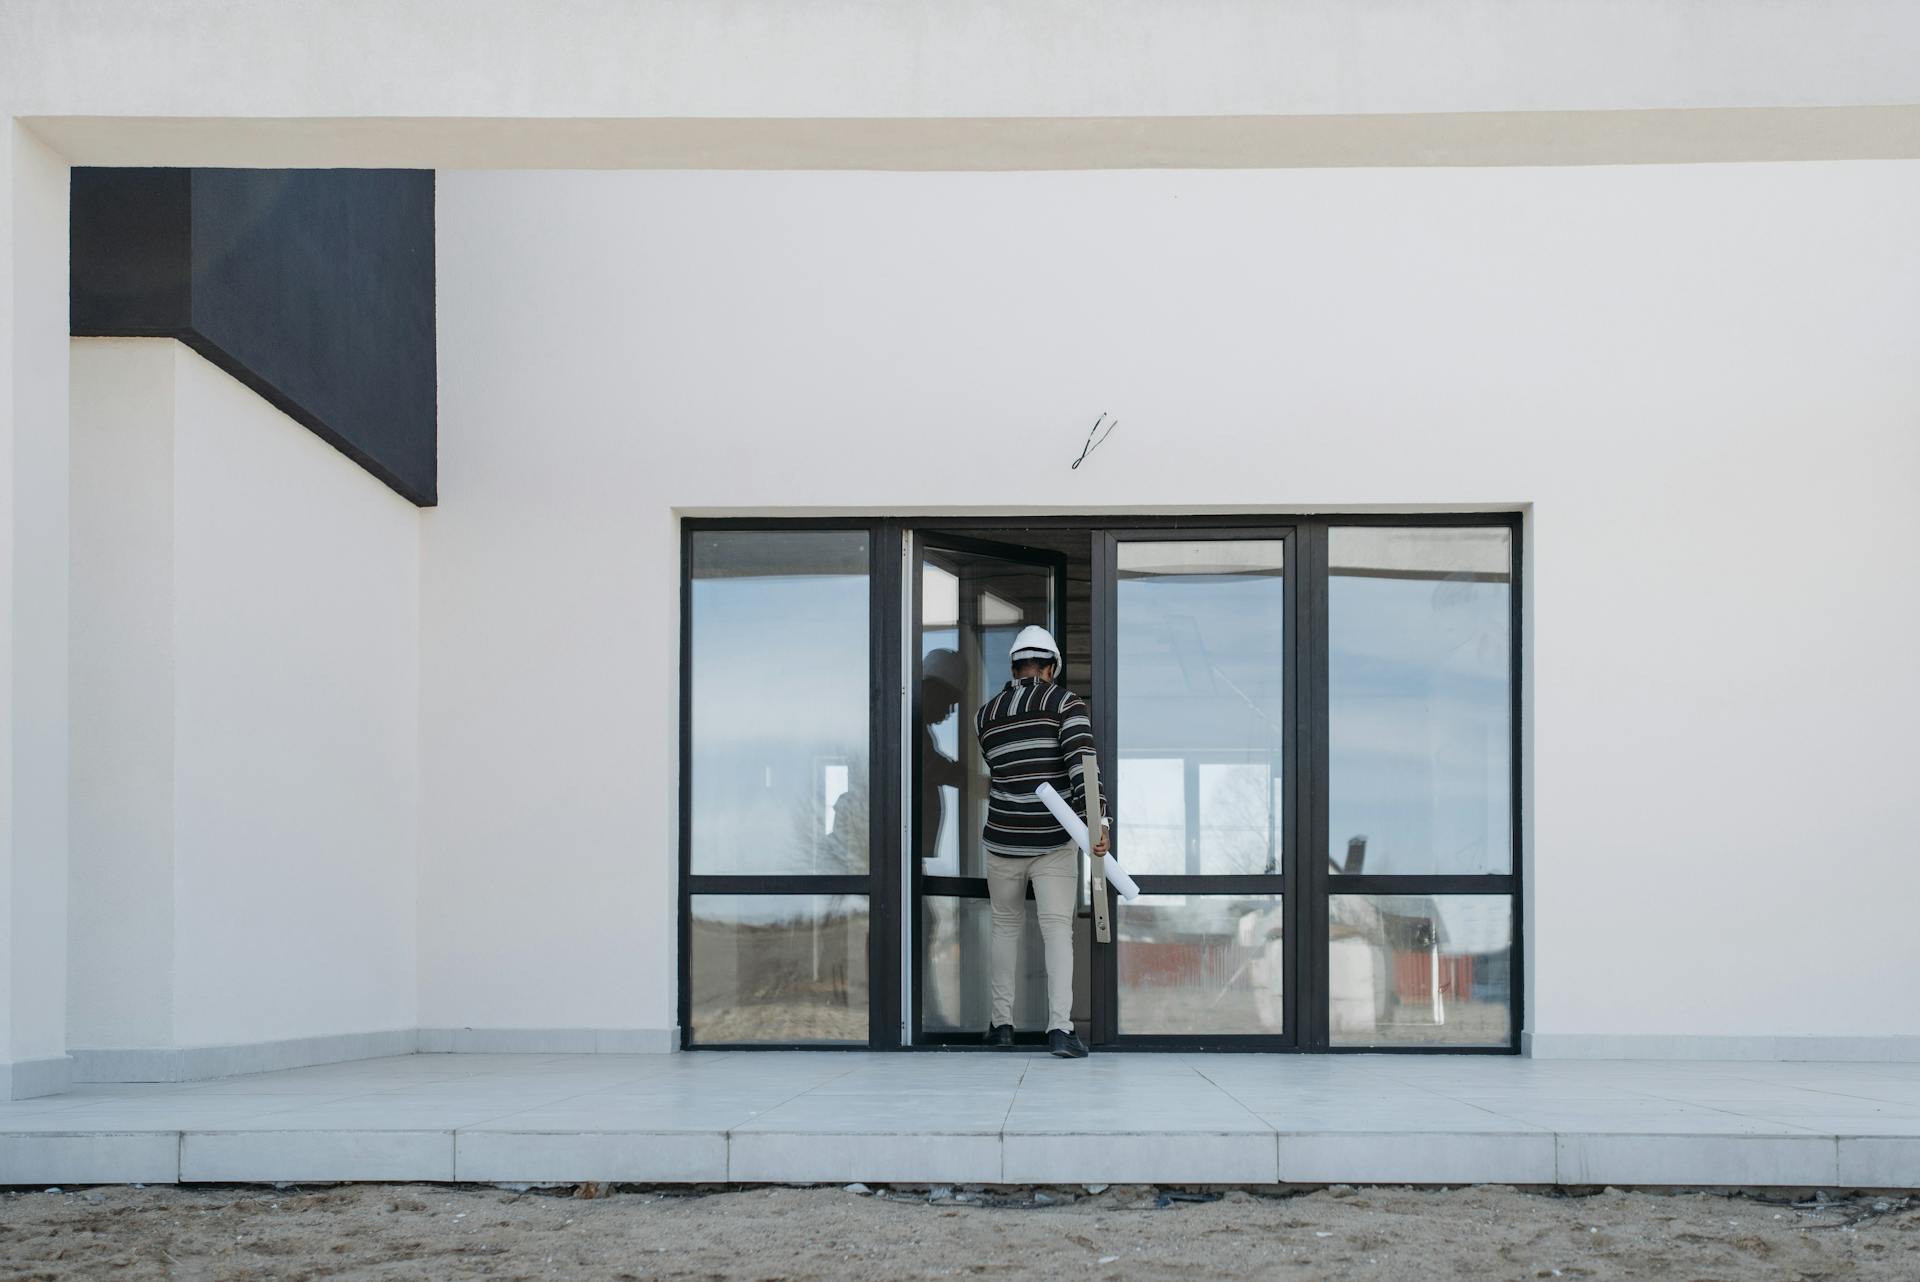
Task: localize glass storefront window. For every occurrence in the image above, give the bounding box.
[683,520,1520,1053]
[1117,894,1285,1035]
[1328,894,1511,1048]
[1116,540,1286,878]
[689,895,870,1045]
[689,530,870,876]
[1328,527,1512,877]
[919,896,1051,1035]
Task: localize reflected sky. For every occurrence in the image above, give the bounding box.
[1117,543,1285,877]
[690,531,870,878]
[1109,530,1512,879]
[1328,527,1512,876]
[689,529,1511,881]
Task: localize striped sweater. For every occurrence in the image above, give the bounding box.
[975,677,1111,857]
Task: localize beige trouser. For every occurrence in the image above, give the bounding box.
[986,842,1080,1034]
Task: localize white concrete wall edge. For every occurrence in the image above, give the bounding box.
[70,1030,421,1084]
[1529,1035,1920,1062]
[0,1055,75,1100]
[22,106,1920,172]
[415,1028,678,1055]
[70,1029,683,1086]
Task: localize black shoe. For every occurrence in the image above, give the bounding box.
[982,1023,1014,1048]
[1048,1029,1088,1058]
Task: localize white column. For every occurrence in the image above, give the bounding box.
[67,338,177,1062]
[1,119,72,1098]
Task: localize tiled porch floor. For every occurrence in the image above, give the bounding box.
[4,1052,1918,1187]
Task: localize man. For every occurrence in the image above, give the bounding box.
[975,624,1110,1058]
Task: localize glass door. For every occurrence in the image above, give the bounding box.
[911,533,1068,1045]
[1092,530,1297,1047]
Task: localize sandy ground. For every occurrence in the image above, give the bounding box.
[1,1181,1914,1281]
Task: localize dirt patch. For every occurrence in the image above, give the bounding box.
[0,1182,1914,1281]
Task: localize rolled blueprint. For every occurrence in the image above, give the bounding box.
[1035,782,1141,902]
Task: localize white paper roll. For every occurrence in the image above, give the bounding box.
[1034,782,1140,902]
[1100,852,1141,903]
[1032,781,1090,849]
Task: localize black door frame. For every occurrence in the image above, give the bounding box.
[910,530,1069,1048]
[679,513,1525,1055]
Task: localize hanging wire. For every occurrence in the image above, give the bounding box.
[1071,413,1118,469]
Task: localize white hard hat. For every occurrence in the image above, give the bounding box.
[1009,624,1062,672]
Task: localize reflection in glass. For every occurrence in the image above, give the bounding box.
[1328,894,1510,1047]
[1117,758,1184,875]
[918,549,1053,878]
[1117,895,1285,1035]
[689,895,870,1045]
[920,896,1050,1034]
[1116,541,1285,877]
[1328,527,1511,876]
[1201,762,1279,874]
[690,531,869,876]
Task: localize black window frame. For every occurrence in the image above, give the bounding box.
[679,512,1523,1055]
[678,518,903,1051]
[1091,526,1300,1051]
[909,531,1071,1048]
[1308,518,1523,1053]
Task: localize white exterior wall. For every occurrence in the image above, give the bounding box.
[168,344,420,1049]
[423,163,1920,1051]
[11,0,1920,118]
[1,119,70,1097]
[9,0,1920,1078]
[68,339,419,1069]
